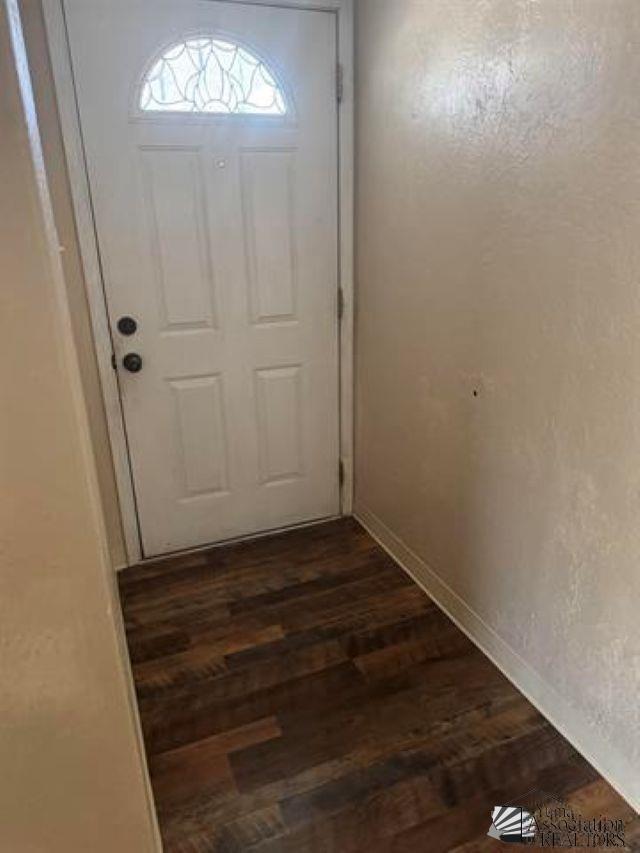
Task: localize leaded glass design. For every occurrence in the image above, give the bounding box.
[139,37,287,115]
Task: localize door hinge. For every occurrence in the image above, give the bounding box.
[338,459,345,488]
[337,287,345,322]
[336,63,344,103]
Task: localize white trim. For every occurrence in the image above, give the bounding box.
[42,0,354,565]
[336,0,354,514]
[43,0,142,564]
[355,504,640,815]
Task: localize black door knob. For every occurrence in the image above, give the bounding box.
[122,352,143,373]
[117,316,137,336]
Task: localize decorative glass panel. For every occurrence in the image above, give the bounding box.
[140,37,287,115]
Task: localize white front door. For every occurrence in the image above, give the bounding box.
[63,0,340,557]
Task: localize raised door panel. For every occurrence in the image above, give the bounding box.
[254,365,304,484]
[170,374,229,497]
[240,149,298,325]
[140,147,217,330]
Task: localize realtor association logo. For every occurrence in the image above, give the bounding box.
[488,806,537,844]
[487,795,627,847]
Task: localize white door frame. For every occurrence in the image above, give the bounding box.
[42,0,354,566]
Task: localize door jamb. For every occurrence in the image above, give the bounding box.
[42,0,354,566]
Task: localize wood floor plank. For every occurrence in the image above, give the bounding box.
[118,518,638,852]
[134,623,285,694]
[150,718,282,811]
[144,659,366,755]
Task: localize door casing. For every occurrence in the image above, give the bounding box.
[42,0,354,566]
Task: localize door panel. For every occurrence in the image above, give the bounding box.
[63,0,340,556]
[255,365,304,484]
[141,148,218,330]
[241,149,298,324]
[170,374,229,496]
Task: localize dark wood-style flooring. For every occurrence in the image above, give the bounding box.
[119,518,638,852]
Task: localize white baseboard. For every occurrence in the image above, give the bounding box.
[355,504,640,814]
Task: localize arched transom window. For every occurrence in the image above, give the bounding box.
[139,37,287,115]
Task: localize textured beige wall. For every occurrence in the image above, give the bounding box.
[0,2,158,848]
[18,0,128,568]
[355,0,640,805]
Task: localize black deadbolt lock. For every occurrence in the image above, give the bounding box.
[122,352,143,373]
[117,316,137,336]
